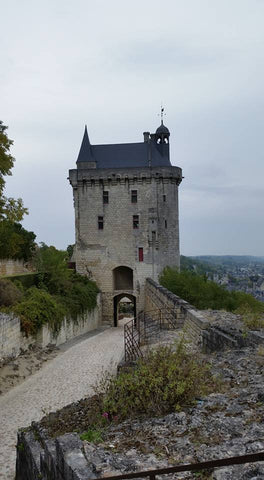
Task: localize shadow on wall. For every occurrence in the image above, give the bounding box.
[113,266,133,290]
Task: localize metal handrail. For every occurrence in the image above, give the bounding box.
[93,451,264,480]
[124,307,180,362]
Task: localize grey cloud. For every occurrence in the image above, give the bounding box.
[114,39,234,73]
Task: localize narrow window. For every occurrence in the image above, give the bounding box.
[98,216,104,230]
[133,215,139,229]
[165,220,167,229]
[138,247,144,262]
[131,190,137,203]
[103,191,109,204]
[163,194,166,202]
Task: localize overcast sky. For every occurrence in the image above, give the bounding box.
[1,0,264,255]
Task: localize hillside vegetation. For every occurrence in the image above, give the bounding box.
[160,267,264,314]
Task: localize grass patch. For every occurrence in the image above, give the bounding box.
[236,304,264,330]
[80,428,103,443]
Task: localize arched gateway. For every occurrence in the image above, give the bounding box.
[113,293,136,327]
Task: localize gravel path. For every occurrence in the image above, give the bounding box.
[0,323,125,479]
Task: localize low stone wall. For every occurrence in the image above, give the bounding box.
[16,427,96,479]
[0,294,102,363]
[144,278,264,352]
[0,258,32,276]
[0,313,21,361]
[145,278,210,347]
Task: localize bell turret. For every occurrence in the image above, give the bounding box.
[155,120,170,144]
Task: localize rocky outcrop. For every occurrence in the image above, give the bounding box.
[16,343,264,480]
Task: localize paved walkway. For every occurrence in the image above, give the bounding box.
[0,323,125,479]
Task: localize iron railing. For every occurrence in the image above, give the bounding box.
[124,307,182,362]
[92,451,264,480]
[124,315,143,362]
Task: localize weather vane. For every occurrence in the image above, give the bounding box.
[158,103,166,124]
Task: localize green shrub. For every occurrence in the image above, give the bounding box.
[0,279,22,306]
[12,287,66,335]
[95,340,216,420]
[160,267,264,314]
[58,275,98,318]
[34,244,71,295]
[6,243,99,335]
[80,428,103,443]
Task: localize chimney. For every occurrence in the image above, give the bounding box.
[143,131,150,143]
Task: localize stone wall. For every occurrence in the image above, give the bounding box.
[0,259,32,276]
[0,313,21,361]
[69,166,182,323]
[16,428,96,480]
[0,294,102,363]
[144,278,257,352]
[144,277,209,337]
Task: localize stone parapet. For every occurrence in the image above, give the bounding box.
[69,165,182,188]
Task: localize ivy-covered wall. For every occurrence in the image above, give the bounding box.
[0,293,102,363]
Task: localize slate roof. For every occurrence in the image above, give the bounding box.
[76,127,171,169]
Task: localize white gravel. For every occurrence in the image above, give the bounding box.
[0,323,125,479]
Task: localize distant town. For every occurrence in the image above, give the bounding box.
[181,255,264,303]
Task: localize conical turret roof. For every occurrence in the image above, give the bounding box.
[77,126,94,163]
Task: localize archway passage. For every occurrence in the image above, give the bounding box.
[113,293,136,327]
[113,266,133,290]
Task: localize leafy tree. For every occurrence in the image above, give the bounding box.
[0,220,36,261]
[34,243,71,295]
[0,121,28,221]
[66,244,74,259]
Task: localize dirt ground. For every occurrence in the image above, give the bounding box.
[0,344,61,396]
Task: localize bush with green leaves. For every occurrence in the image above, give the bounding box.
[12,287,66,335]
[0,243,99,335]
[95,340,216,420]
[0,279,22,306]
[58,274,98,319]
[34,243,71,295]
[160,267,264,314]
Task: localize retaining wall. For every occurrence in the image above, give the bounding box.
[0,294,102,363]
[0,259,32,276]
[0,313,21,361]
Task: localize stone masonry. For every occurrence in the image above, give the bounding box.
[69,121,182,324]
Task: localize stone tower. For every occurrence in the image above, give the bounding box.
[68,120,182,324]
